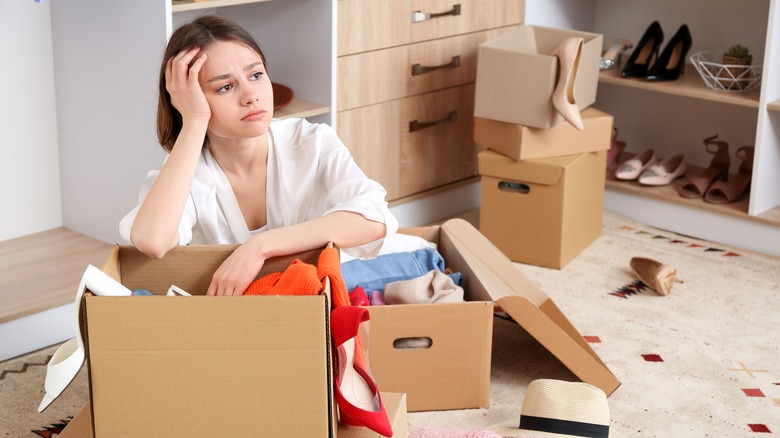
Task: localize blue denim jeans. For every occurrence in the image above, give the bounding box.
[341,248,462,292]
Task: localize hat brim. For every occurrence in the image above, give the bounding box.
[487,418,628,438]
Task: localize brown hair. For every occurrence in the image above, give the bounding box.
[157,15,267,152]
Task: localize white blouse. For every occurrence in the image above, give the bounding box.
[119,118,398,259]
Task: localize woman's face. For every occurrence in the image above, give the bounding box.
[197,41,273,141]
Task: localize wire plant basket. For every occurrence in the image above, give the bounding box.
[690,51,762,92]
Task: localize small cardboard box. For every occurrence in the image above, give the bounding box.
[478,150,606,269]
[366,218,619,413]
[475,108,613,161]
[474,25,603,128]
[365,222,495,412]
[81,245,337,437]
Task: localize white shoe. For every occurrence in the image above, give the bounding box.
[38,265,131,412]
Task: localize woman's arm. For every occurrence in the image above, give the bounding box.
[206,211,386,295]
[130,49,210,259]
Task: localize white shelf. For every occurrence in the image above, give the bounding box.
[599,65,761,109]
[172,0,273,13]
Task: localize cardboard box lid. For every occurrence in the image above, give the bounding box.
[478,149,587,186]
[438,218,621,396]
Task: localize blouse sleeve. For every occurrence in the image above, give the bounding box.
[118,169,197,245]
[314,124,399,259]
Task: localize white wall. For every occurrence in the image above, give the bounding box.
[525,0,595,31]
[0,1,62,241]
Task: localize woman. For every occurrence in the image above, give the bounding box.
[120,15,397,296]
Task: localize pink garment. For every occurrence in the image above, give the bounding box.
[409,426,509,438]
[384,270,464,305]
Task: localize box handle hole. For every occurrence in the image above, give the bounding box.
[498,181,530,194]
[393,337,433,350]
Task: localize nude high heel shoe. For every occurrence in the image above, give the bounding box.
[552,37,585,131]
[630,257,678,296]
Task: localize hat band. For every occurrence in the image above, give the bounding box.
[520,415,609,437]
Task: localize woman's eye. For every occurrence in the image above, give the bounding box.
[216,84,233,94]
[250,71,264,80]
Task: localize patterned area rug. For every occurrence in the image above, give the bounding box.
[1,212,778,437]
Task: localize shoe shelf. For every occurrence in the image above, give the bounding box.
[172,0,273,13]
[605,160,780,228]
[767,99,780,112]
[599,65,761,109]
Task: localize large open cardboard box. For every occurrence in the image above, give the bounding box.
[76,245,338,437]
[366,219,619,414]
[474,25,602,129]
[479,150,606,269]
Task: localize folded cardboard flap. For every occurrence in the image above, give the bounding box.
[440,218,620,396]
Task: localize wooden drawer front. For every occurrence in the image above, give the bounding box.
[338,84,477,200]
[338,26,519,111]
[338,0,524,56]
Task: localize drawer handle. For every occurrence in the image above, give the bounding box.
[411,4,461,23]
[411,56,461,76]
[409,111,458,133]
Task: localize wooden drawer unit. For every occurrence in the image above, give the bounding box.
[338,26,519,111]
[336,0,524,201]
[338,85,477,200]
[338,0,524,56]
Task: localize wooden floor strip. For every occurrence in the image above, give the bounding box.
[0,228,112,323]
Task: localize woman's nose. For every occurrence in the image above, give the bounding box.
[243,91,259,106]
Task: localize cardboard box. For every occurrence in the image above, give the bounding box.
[366,218,619,413]
[475,108,613,161]
[81,245,337,437]
[474,25,603,128]
[478,150,606,268]
[398,220,620,394]
[367,299,493,412]
[60,392,409,438]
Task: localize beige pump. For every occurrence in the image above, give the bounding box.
[552,37,585,130]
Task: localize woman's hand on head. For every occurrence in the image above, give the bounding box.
[206,242,266,296]
[165,47,211,122]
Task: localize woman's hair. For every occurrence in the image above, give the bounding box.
[157,15,267,152]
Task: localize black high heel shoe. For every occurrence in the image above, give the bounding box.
[646,24,692,81]
[621,21,664,78]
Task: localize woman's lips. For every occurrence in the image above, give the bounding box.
[242,110,266,121]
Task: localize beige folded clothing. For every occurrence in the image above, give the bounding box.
[384,270,464,305]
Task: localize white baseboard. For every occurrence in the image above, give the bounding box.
[0,303,75,362]
[390,181,481,227]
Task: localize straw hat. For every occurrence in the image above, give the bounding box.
[490,379,621,437]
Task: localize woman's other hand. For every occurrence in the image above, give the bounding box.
[165,47,211,122]
[206,242,266,296]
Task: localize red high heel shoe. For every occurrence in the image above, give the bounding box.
[331,305,393,437]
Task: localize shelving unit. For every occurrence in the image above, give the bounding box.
[589,0,780,254]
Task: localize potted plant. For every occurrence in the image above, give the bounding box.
[719,44,753,90]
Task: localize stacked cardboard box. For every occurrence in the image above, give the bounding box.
[474,25,612,269]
